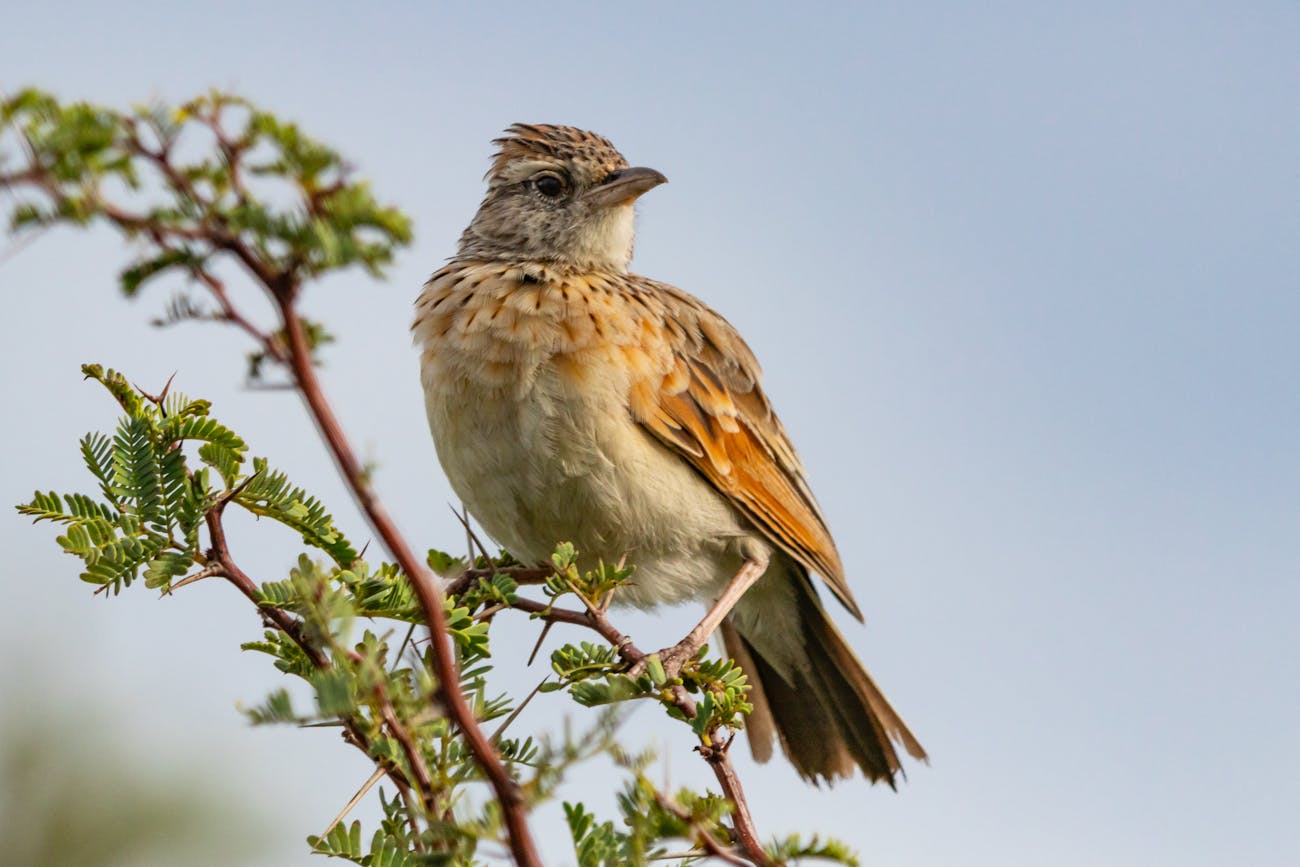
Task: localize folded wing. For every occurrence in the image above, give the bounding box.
[625,280,863,621]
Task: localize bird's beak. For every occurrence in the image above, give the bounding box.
[583,166,668,207]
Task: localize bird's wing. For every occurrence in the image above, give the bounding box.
[625,278,862,620]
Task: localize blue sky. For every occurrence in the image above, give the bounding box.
[2,3,1298,864]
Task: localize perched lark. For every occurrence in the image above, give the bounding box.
[414,124,925,784]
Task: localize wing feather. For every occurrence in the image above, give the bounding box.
[626,279,863,620]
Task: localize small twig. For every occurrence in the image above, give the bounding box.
[443,566,553,598]
[509,599,645,668]
[191,265,288,366]
[205,501,329,669]
[699,737,774,867]
[161,562,222,595]
[209,108,251,206]
[134,371,177,407]
[393,781,426,851]
[217,468,262,505]
[378,691,437,814]
[454,503,482,563]
[473,603,507,622]
[203,501,423,812]
[525,620,555,666]
[508,595,700,721]
[601,556,627,614]
[652,790,750,867]
[318,765,386,842]
[0,224,46,264]
[390,621,417,673]
[490,677,550,743]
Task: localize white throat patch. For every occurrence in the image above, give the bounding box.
[573,204,636,272]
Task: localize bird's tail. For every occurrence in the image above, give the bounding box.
[721,571,926,785]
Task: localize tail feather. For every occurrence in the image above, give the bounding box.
[718,619,776,763]
[723,572,926,785]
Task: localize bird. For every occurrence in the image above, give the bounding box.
[413,124,925,785]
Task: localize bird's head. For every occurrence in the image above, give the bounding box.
[457,124,667,272]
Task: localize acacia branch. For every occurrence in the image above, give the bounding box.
[191,265,288,365]
[201,501,428,814]
[510,597,646,670]
[269,300,539,866]
[204,501,329,669]
[442,566,553,597]
[700,739,772,866]
[376,687,437,815]
[652,790,750,867]
[487,590,774,866]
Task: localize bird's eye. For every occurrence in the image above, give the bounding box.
[534,174,565,198]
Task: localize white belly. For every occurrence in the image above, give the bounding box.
[422,358,762,608]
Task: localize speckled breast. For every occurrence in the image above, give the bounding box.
[412,261,746,592]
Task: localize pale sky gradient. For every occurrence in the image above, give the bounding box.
[2,3,1298,865]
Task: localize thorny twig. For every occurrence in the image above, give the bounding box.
[200,500,430,833]
[444,551,773,864]
[652,790,751,867]
[489,589,774,866]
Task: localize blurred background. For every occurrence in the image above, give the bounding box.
[2,3,1297,864]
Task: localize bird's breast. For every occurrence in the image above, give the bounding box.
[412,263,751,604]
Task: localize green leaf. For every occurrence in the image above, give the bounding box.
[143,549,193,590]
[308,819,365,860]
[243,688,302,725]
[766,833,860,866]
[197,441,242,486]
[241,631,317,679]
[235,457,357,565]
[426,547,461,575]
[111,415,163,530]
[16,490,114,525]
[311,669,355,717]
[119,247,203,297]
[82,364,143,416]
[569,677,646,708]
[79,432,121,507]
[350,563,421,622]
[161,414,247,455]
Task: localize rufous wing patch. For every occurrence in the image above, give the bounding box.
[627,285,862,621]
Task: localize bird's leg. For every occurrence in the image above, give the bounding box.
[635,552,771,681]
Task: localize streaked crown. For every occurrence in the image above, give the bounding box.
[485,124,628,190]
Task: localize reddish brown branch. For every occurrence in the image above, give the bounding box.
[202,502,429,813]
[509,598,646,668]
[494,592,775,865]
[204,502,329,669]
[700,739,773,867]
[507,589,708,719]
[273,299,541,867]
[192,266,288,365]
[442,566,554,597]
[377,690,436,814]
[652,791,750,867]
